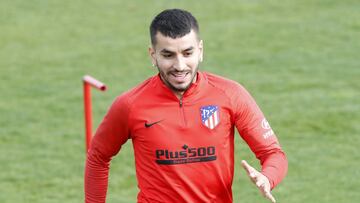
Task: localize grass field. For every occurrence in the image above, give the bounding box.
[1,0,359,202]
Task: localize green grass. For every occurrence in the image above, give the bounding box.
[1,0,359,202]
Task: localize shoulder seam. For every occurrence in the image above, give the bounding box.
[117,77,154,139]
[207,78,239,124]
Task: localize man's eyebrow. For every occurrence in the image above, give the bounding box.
[160,49,174,54]
[160,47,194,54]
[183,47,194,52]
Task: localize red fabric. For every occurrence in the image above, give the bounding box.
[85,72,287,202]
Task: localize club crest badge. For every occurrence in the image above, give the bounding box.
[200,105,220,129]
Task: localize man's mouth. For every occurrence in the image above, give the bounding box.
[169,71,190,83]
[171,72,189,78]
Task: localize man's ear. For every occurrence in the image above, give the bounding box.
[199,40,203,62]
[148,46,156,66]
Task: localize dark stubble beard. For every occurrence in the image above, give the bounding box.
[156,61,199,94]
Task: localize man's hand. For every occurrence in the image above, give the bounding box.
[241,160,276,203]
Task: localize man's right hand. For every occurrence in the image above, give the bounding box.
[241,160,276,203]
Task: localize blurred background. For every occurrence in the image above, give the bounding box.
[0,0,359,202]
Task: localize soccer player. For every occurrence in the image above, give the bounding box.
[85,9,287,203]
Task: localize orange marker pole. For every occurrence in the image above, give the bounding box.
[83,75,107,152]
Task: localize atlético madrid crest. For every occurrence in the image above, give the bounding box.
[200,105,220,129]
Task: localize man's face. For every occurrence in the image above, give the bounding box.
[149,30,203,95]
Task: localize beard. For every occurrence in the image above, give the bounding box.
[156,61,200,94]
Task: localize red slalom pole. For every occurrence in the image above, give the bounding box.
[83,75,107,152]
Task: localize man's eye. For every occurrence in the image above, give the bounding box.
[163,54,172,58]
[184,52,193,57]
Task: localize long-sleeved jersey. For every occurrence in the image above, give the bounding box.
[85,71,287,203]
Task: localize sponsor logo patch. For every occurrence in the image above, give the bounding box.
[261,118,271,130]
[155,145,217,165]
[261,118,274,139]
[263,129,274,139]
[200,105,220,129]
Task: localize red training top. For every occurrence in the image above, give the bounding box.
[85,71,287,203]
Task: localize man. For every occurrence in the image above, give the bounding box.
[85,9,287,203]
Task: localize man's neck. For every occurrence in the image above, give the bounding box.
[160,73,198,100]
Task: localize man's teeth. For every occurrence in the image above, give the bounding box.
[172,72,187,77]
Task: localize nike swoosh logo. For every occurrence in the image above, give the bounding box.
[145,120,163,128]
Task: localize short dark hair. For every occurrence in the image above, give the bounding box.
[150,9,199,45]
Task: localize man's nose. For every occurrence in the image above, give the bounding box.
[173,56,186,71]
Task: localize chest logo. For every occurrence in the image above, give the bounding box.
[200,105,220,129]
[145,120,163,128]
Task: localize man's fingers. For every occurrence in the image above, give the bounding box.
[241,161,275,203]
[242,160,259,184]
[264,191,276,203]
[241,160,255,174]
[262,180,275,203]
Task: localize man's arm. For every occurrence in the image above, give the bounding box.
[232,84,288,202]
[85,95,131,203]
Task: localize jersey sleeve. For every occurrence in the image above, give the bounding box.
[232,84,288,189]
[85,94,131,203]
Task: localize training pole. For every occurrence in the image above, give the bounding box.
[83,75,107,152]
